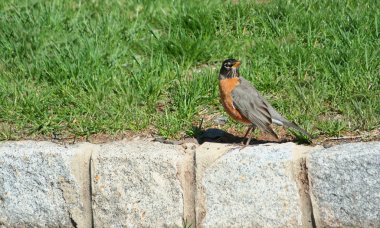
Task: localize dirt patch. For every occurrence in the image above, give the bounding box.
[2,121,378,147]
[313,128,380,148]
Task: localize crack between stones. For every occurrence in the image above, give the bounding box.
[89,152,95,228]
[178,144,197,227]
[192,149,197,227]
[310,199,316,228]
[70,216,78,228]
[304,161,316,228]
[293,154,316,228]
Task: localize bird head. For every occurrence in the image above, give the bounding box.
[219,58,241,80]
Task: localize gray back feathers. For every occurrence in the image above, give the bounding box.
[231,77,311,138]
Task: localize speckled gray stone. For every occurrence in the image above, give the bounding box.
[197,142,306,227]
[0,141,93,227]
[308,142,380,227]
[2,139,379,227]
[91,141,185,227]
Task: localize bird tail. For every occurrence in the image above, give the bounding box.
[283,120,312,138]
[261,95,312,138]
[273,118,312,138]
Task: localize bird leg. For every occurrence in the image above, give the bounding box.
[243,126,255,145]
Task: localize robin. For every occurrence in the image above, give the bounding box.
[218,58,311,145]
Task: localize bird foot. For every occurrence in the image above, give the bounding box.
[239,138,251,147]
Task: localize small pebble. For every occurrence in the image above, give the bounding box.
[214,116,228,125]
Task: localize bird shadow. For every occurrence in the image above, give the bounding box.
[191,126,294,145]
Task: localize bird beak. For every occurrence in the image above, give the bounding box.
[232,61,241,68]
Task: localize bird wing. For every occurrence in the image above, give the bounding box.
[233,77,312,138]
[231,77,278,138]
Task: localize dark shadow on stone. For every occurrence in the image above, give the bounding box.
[195,127,292,145]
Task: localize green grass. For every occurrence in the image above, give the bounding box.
[0,0,379,140]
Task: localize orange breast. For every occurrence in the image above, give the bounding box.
[219,78,251,124]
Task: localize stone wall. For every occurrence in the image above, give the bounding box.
[0,140,379,227]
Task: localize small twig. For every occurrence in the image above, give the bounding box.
[325,135,362,141]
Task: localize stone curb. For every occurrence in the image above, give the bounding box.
[307,142,380,227]
[195,142,314,227]
[90,141,185,227]
[0,140,379,227]
[0,141,94,227]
